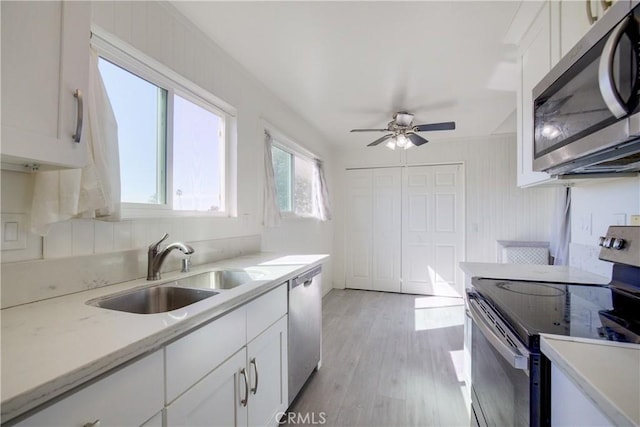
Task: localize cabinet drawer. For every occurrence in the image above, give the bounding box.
[16,350,163,427]
[246,283,288,342]
[165,307,246,403]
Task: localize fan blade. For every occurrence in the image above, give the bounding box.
[367,134,394,147]
[414,121,456,132]
[350,128,389,133]
[407,133,429,146]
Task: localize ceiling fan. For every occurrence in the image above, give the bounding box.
[350,112,456,150]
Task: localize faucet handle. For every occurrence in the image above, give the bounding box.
[149,233,169,251]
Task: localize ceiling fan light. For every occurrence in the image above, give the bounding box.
[404,141,414,150]
[385,139,396,150]
[395,134,409,148]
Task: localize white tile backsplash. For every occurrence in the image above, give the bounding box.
[113,221,132,251]
[94,222,114,254]
[1,234,261,308]
[71,220,95,256]
[43,222,72,259]
[569,242,613,279]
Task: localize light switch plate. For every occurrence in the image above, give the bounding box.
[1,214,27,250]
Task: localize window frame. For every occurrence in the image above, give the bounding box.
[268,127,319,219]
[91,28,236,218]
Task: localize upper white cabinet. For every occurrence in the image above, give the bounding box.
[517,2,555,188]
[559,0,616,58]
[1,1,90,169]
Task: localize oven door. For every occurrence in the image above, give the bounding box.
[467,292,532,427]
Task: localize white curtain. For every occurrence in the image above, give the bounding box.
[31,47,120,236]
[263,131,281,228]
[313,158,332,221]
[550,186,571,265]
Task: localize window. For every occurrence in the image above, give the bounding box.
[271,142,315,217]
[96,45,231,216]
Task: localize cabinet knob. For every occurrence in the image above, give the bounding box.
[83,420,100,427]
[598,236,607,247]
[250,357,259,394]
[239,368,249,407]
[72,89,83,143]
[586,0,598,25]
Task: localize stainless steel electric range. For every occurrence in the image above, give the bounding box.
[467,226,640,427]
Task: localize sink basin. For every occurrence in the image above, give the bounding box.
[175,269,264,290]
[88,286,219,314]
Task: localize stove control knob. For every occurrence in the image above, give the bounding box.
[598,236,607,247]
[612,238,626,250]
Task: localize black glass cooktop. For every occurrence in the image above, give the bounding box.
[471,278,640,350]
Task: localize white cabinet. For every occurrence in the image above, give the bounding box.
[558,0,617,58]
[551,363,613,426]
[166,349,248,427]
[517,2,555,188]
[16,350,164,427]
[1,0,89,168]
[166,284,288,427]
[247,316,288,427]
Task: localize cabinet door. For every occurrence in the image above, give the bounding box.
[166,349,249,427]
[15,351,164,427]
[247,316,288,427]
[517,3,554,188]
[1,1,89,168]
[560,0,593,57]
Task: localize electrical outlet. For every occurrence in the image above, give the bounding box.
[1,214,27,250]
[631,215,640,226]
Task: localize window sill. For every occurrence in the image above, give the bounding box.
[122,207,231,220]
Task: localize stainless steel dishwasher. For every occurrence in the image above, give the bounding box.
[288,265,322,405]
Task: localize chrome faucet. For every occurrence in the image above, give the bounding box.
[147,233,195,280]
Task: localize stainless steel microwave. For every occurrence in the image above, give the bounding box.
[532,0,640,176]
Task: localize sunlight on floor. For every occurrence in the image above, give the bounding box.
[414,296,464,331]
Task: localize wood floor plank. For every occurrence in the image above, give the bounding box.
[286,289,469,427]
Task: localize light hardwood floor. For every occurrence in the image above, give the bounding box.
[285,289,469,427]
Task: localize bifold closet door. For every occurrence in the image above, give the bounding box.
[345,168,401,292]
[401,164,464,297]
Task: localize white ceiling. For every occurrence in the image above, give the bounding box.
[171,1,522,149]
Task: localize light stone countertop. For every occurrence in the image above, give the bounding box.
[541,335,640,427]
[0,252,328,423]
[459,262,610,285]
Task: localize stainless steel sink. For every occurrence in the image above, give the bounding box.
[175,269,264,290]
[88,286,219,314]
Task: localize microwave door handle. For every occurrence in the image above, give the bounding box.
[467,297,529,371]
[598,16,633,119]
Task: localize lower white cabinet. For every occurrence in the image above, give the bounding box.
[551,364,613,426]
[247,316,288,427]
[166,316,288,427]
[16,350,164,427]
[13,283,290,427]
[166,349,248,427]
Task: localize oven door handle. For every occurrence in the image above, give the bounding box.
[468,297,529,371]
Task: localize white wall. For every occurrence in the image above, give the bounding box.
[569,177,640,277]
[1,2,334,297]
[331,133,555,288]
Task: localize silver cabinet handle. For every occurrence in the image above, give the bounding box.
[250,357,259,394]
[72,89,83,143]
[239,368,249,407]
[598,16,635,119]
[586,0,598,25]
[83,420,100,427]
